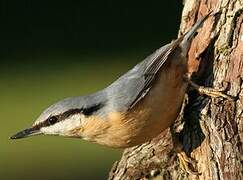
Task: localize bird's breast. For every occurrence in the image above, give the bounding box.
[80,62,188,148]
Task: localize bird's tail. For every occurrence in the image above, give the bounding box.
[180,12,212,54]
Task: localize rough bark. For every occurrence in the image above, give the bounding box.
[108,0,243,179]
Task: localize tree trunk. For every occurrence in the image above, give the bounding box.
[108,0,243,179]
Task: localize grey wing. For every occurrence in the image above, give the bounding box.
[101,13,211,112]
[129,39,183,108]
[106,39,182,111]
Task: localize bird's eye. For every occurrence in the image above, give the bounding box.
[48,116,58,125]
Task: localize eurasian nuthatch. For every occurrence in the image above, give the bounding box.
[11,13,211,148]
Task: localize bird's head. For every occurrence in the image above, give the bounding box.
[10,96,104,140]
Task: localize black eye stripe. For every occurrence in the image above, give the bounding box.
[33,102,105,129]
[81,103,103,116]
[48,116,58,125]
[35,109,83,128]
[61,109,83,119]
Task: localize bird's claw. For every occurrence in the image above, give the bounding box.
[188,80,233,100]
[177,151,201,175]
[197,86,232,100]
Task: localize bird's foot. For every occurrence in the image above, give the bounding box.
[188,80,233,100]
[177,151,201,175]
[171,129,201,175]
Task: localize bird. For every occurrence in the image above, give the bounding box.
[10,13,212,149]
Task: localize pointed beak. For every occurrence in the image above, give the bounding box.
[10,127,42,140]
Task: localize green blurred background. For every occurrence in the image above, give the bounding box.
[1,1,182,179]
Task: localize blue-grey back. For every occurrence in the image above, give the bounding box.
[104,43,172,112]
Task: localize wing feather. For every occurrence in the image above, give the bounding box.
[128,38,183,108]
